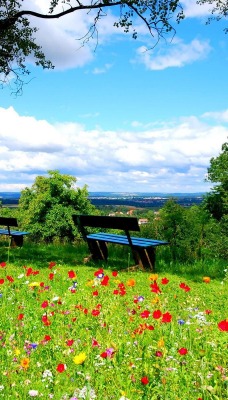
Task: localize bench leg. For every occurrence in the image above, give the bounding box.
[87,239,108,261]
[11,235,24,247]
[132,247,156,271]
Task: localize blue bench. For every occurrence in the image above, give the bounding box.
[74,215,169,271]
[0,217,30,247]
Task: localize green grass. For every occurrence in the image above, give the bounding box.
[0,242,227,399]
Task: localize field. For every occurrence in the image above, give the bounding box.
[0,243,227,399]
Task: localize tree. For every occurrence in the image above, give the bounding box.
[18,170,97,242]
[204,141,228,221]
[1,0,224,93]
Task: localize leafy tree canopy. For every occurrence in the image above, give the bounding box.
[204,141,228,221]
[1,0,227,93]
[18,170,96,242]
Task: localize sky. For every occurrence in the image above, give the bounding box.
[0,0,228,193]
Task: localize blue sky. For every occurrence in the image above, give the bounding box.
[0,0,227,193]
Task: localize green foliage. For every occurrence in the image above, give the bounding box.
[204,141,228,220]
[18,170,97,243]
[0,0,53,93]
[139,198,228,263]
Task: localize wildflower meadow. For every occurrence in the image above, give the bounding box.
[0,260,227,399]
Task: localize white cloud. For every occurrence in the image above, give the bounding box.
[202,110,228,123]
[136,38,211,70]
[182,0,215,18]
[0,106,227,193]
[92,64,113,74]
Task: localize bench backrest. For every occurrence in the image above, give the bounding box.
[74,215,140,232]
[0,217,18,235]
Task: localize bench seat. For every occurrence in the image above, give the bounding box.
[0,229,30,236]
[87,233,168,248]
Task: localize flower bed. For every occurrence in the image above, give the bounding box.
[0,261,227,399]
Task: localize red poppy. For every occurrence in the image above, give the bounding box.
[92,290,99,296]
[48,261,56,269]
[56,363,66,373]
[153,310,162,319]
[161,277,169,285]
[91,309,100,316]
[41,301,48,308]
[147,324,154,330]
[112,271,118,277]
[141,376,149,385]
[0,262,6,267]
[161,312,172,323]
[42,315,51,326]
[140,310,150,319]
[179,282,191,292]
[101,276,109,286]
[0,279,4,284]
[26,267,33,276]
[155,351,163,357]
[68,270,76,279]
[44,335,51,341]
[17,313,24,320]
[150,282,161,294]
[205,309,212,314]
[218,319,228,331]
[66,339,74,346]
[100,351,108,358]
[83,308,88,314]
[49,273,54,280]
[6,275,14,283]
[92,338,100,347]
[178,347,188,355]
[113,289,119,295]
[94,268,104,277]
[33,270,39,275]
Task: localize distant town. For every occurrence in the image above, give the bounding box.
[0,191,205,209]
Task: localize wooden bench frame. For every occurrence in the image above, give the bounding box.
[74,215,169,271]
[0,217,30,247]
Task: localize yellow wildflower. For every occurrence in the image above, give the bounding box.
[157,338,165,348]
[149,274,158,281]
[73,352,86,365]
[28,282,40,287]
[14,348,21,356]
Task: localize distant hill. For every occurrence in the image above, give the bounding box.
[0,191,206,208]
